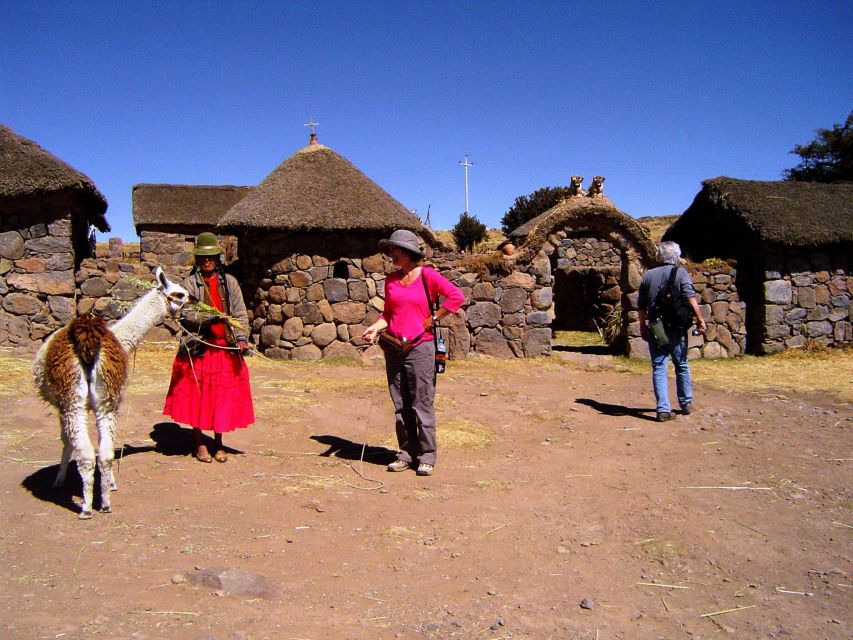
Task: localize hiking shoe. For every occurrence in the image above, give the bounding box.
[416,463,434,476]
[680,403,693,415]
[387,459,411,472]
[656,412,674,422]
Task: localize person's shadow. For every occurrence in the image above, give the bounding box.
[149,421,244,457]
[20,443,154,515]
[575,398,659,422]
[310,434,397,466]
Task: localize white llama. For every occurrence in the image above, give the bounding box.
[33,267,189,519]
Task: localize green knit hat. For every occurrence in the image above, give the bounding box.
[193,232,222,256]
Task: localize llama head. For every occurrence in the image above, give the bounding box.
[153,267,189,315]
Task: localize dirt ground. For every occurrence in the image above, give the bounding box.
[0,347,850,640]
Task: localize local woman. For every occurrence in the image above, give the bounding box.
[163,232,254,463]
[362,229,464,476]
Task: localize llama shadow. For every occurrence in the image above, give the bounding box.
[575,398,659,422]
[21,444,154,514]
[310,434,397,466]
[150,422,244,457]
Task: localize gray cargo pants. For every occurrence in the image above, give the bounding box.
[385,340,437,466]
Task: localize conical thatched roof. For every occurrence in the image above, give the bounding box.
[664,177,853,260]
[509,195,657,265]
[0,124,109,231]
[217,143,421,232]
[133,184,251,232]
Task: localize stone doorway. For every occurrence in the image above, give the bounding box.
[552,267,621,333]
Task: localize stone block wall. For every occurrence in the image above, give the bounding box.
[233,231,555,361]
[687,265,746,358]
[0,217,77,349]
[429,249,553,358]
[139,230,238,266]
[759,248,850,353]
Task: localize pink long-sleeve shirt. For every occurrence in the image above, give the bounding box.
[380,266,465,345]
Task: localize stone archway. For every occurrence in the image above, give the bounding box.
[514,198,656,356]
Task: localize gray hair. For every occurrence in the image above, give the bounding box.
[659,241,682,265]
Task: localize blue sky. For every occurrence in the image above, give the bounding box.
[2,1,851,241]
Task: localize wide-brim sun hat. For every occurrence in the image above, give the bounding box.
[377,229,424,258]
[193,232,223,256]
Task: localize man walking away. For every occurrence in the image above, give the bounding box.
[638,241,707,422]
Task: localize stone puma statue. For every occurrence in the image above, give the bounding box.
[568,175,586,197]
[588,176,605,197]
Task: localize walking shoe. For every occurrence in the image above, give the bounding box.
[416,463,434,476]
[656,411,674,422]
[680,403,693,415]
[387,459,411,472]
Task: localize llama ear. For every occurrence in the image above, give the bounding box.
[153,267,167,289]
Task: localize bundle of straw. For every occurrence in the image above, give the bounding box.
[193,302,247,333]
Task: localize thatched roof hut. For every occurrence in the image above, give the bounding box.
[510,195,657,265]
[217,142,422,232]
[664,177,853,261]
[132,184,251,234]
[0,124,109,231]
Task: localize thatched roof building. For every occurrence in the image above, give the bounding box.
[0,124,109,232]
[510,195,657,264]
[664,177,853,261]
[132,184,251,234]
[218,142,422,232]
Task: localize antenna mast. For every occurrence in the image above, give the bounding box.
[459,155,473,214]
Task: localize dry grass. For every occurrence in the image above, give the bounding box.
[432,228,505,253]
[553,331,607,349]
[0,351,34,397]
[438,417,493,449]
[635,215,679,244]
[616,346,853,403]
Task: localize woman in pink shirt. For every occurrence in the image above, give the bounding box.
[363,230,464,476]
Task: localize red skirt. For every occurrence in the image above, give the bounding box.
[163,342,254,433]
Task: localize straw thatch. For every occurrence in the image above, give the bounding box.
[664,177,853,260]
[132,184,251,232]
[0,124,109,231]
[217,143,421,232]
[510,195,657,264]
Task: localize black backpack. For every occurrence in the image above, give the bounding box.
[653,266,694,330]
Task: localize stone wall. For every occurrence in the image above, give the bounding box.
[688,264,746,358]
[8,233,845,360]
[139,230,238,266]
[429,249,553,358]
[1,216,78,349]
[232,231,555,361]
[760,247,850,353]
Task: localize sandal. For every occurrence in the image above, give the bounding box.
[195,445,213,463]
[214,449,228,463]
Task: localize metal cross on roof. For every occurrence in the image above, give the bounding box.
[304,118,319,134]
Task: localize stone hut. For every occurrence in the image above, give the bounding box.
[510,194,657,357]
[132,184,251,265]
[0,124,109,348]
[664,177,852,353]
[217,138,427,360]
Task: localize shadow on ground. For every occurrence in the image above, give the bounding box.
[552,344,619,355]
[21,444,153,515]
[310,434,397,466]
[575,398,659,422]
[150,421,244,456]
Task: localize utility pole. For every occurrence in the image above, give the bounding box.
[459,155,473,214]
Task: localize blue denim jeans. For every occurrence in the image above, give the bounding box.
[649,328,692,414]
